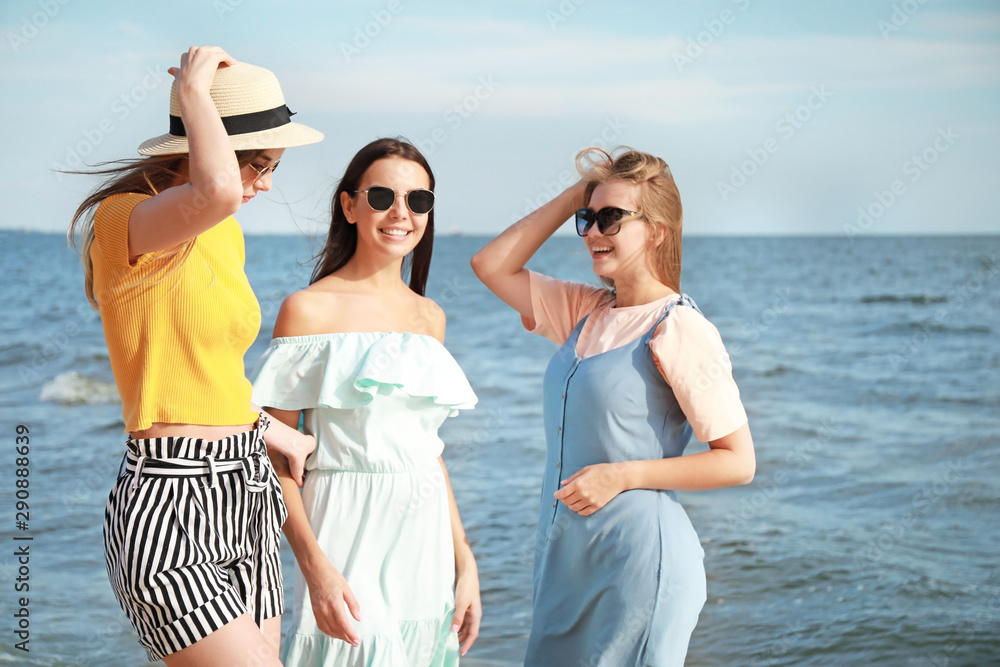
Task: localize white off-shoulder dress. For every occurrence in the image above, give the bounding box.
[250,332,478,666]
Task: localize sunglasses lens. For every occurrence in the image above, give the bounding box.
[576,208,632,235]
[407,190,435,214]
[366,186,395,211]
[596,208,627,235]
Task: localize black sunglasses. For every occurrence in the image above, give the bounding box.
[575,207,639,236]
[353,186,436,215]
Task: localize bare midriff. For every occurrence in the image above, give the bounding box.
[130,422,257,441]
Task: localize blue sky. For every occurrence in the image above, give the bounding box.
[1,0,998,236]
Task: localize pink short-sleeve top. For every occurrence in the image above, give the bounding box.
[523,270,748,443]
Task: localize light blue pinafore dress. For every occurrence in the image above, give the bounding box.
[525,296,708,667]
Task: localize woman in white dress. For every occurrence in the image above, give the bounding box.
[251,138,481,665]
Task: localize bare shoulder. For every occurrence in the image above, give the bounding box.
[274,278,446,340]
[412,294,446,343]
[273,289,335,338]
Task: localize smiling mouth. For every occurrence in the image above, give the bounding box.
[379,228,411,239]
[590,245,613,257]
[243,195,254,203]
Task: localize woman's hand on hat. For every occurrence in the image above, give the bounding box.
[167,45,237,93]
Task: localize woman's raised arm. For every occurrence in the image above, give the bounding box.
[128,46,244,259]
[470,180,586,320]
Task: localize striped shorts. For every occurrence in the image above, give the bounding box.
[103,417,288,662]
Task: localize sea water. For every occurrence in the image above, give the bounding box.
[0,233,997,665]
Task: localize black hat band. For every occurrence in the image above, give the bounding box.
[168,105,296,138]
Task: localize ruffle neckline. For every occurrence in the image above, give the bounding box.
[250,332,477,414]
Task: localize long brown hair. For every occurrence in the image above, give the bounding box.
[68,151,263,307]
[310,138,435,295]
[577,147,683,292]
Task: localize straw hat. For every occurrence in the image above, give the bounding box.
[137,61,323,155]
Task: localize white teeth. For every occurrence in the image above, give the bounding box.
[381,229,409,237]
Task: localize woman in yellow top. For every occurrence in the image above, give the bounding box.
[69,47,321,666]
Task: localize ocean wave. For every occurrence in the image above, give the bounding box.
[761,364,797,377]
[0,342,35,367]
[877,322,991,336]
[39,372,120,405]
[0,342,110,373]
[860,294,948,305]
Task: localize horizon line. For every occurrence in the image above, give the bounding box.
[5,228,999,240]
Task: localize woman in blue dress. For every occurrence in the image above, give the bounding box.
[251,138,481,665]
[472,147,756,666]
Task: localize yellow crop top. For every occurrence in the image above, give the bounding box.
[91,193,261,433]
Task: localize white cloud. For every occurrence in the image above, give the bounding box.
[279,23,999,126]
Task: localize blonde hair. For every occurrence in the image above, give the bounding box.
[67,151,262,307]
[575,147,683,292]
